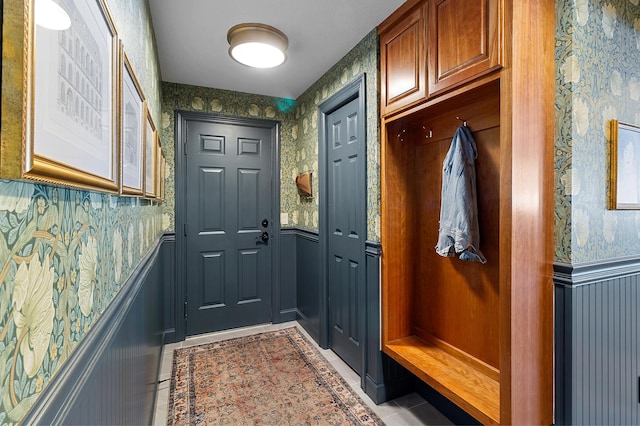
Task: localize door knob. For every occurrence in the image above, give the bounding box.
[261,219,269,228]
[261,231,269,243]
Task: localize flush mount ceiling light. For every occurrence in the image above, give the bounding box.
[35,0,71,31]
[227,23,288,69]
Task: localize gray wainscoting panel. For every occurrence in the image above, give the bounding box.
[278,229,297,321]
[364,242,413,404]
[284,231,411,403]
[22,235,171,425]
[294,229,321,343]
[162,234,177,343]
[554,260,640,426]
[364,241,385,402]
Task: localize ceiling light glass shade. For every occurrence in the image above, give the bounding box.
[35,0,71,31]
[227,23,288,68]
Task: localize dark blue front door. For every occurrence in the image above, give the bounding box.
[184,118,273,336]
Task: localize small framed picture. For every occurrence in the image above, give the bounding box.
[158,152,166,202]
[120,46,145,196]
[143,106,157,198]
[155,137,163,201]
[610,120,640,209]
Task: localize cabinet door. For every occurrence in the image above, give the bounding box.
[428,0,501,96]
[379,4,427,116]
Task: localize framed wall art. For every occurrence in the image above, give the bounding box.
[23,0,119,192]
[120,46,145,196]
[610,120,640,209]
[161,154,166,201]
[143,106,157,198]
[154,136,163,201]
[157,151,166,202]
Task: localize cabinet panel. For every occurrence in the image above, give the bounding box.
[379,4,427,116]
[428,0,501,96]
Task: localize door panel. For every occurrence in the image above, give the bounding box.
[327,97,365,374]
[238,169,260,229]
[238,249,260,301]
[200,168,224,231]
[201,251,224,306]
[185,119,272,336]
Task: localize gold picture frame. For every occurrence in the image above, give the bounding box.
[158,151,166,202]
[155,138,164,202]
[610,120,640,209]
[120,46,145,196]
[23,0,119,192]
[143,105,157,198]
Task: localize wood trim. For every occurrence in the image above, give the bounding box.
[365,240,382,256]
[499,0,555,423]
[380,117,416,345]
[383,72,501,123]
[554,256,640,287]
[497,0,514,420]
[281,227,320,242]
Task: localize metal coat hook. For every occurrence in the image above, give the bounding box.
[397,129,406,142]
[422,125,433,139]
[456,116,468,127]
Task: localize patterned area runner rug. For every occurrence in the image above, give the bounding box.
[167,326,383,425]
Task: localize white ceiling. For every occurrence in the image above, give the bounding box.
[148,0,406,100]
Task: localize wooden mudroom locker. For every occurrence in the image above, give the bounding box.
[378,0,555,424]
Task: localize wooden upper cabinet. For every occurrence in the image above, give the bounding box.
[379,1,427,117]
[428,0,502,96]
[379,0,502,116]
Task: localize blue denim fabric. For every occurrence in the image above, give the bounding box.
[435,125,486,263]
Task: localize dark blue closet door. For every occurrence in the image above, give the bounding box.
[327,96,365,374]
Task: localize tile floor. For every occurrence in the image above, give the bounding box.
[153,321,454,426]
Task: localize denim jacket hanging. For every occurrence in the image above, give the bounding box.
[435,125,486,263]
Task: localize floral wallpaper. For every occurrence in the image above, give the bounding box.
[555,0,640,263]
[0,183,163,422]
[160,83,298,234]
[0,0,163,422]
[161,30,382,241]
[291,30,381,240]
